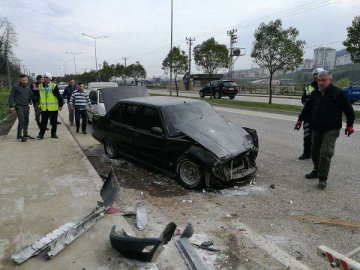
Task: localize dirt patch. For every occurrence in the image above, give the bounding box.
[0,113,16,136]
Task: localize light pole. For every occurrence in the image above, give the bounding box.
[122,57,129,86]
[54,64,62,83]
[169,0,173,96]
[82,33,107,71]
[58,59,71,76]
[65,52,82,75]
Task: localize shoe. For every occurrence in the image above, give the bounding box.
[36,135,44,140]
[305,170,318,179]
[70,122,74,126]
[57,121,61,124]
[17,136,27,142]
[51,135,58,139]
[46,127,49,130]
[298,154,311,160]
[318,180,327,189]
[23,135,35,139]
[76,128,79,133]
[82,130,87,134]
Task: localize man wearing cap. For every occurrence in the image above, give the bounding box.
[298,68,324,160]
[30,75,43,128]
[294,70,355,189]
[37,72,63,139]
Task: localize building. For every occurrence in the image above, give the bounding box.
[313,47,336,70]
[335,54,352,67]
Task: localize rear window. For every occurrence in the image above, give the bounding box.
[223,82,237,87]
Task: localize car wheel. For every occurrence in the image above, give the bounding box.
[104,137,119,159]
[199,91,205,98]
[214,92,221,99]
[229,96,235,100]
[177,158,204,189]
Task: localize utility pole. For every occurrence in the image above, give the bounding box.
[186,37,195,91]
[169,0,173,96]
[227,29,237,80]
[65,52,82,75]
[82,33,107,71]
[122,57,129,86]
[58,59,71,76]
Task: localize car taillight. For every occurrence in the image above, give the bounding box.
[222,87,227,91]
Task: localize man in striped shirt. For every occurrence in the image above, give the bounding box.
[69,82,91,134]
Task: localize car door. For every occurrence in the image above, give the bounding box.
[88,90,96,120]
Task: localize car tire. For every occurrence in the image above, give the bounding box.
[229,96,235,100]
[104,137,119,159]
[177,157,204,189]
[214,92,221,99]
[199,91,205,98]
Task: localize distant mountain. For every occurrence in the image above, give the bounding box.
[336,49,347,58]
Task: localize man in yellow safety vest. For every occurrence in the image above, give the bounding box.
[36,72,64,139]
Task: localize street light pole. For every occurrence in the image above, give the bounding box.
[169,0,173,96]
[82,33,107,71]
[122,57,129,86]
[65,52,82,75]
[58,59,71,76]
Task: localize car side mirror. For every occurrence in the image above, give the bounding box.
[151,127,163,135]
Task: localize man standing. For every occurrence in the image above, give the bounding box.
[298,68,324,160]
[8,74,38,142]
[30,75,43,128]
[69,82,91,134]
[62,79,77,126]
[37,73,63,139]
[295,71,355,189]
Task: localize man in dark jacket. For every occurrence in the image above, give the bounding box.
[295,70,355,189]
[298,68,324,160]
[30,75,43,128]
[8,74,38,142]
[62,79,77,126]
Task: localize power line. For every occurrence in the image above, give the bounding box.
[305,40,343,49]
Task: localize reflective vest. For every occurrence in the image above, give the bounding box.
[39,83,58,111]
[305,85,315,96]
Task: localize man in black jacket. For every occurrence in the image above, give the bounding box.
[298,68,324,160]
[30,75,43,128]
[62,79,77,125]
[295,70,355,189]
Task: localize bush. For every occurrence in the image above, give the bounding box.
[335,77,351,88]
[0,88,11,122]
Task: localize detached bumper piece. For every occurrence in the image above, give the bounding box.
[110,222,177,262]
[11,170,121,265]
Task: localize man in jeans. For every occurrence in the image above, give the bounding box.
[62,79,77,125]
[69,82,91,134]
[295,71,355,189]
[30,75,43,128]
[8,74,38,142]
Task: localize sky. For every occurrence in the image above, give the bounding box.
[1,0,359,78]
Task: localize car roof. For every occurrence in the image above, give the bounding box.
[119,96,203,107]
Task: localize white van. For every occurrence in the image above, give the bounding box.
[87,82,118,92]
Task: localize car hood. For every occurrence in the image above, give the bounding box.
[100,86,149,113]
[175,115,254,161]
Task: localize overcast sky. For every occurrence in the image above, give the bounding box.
[1,0,359,78]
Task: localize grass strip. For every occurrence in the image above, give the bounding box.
[0,88,11,122]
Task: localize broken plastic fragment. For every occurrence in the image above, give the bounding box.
[136,201,147,231]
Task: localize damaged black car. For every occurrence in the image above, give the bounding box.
[92,94,259,189]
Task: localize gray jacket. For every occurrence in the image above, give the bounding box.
[8,83,38,108]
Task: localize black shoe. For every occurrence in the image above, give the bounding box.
[57,121,61,124]
[82,130,87,134]
[17,136,27,142]
[299,154,311,160]
[76,128,79,133]
[36,135,44,140]
[51,135,58,139]
[23,135,35,139]
[46,127,49,130]
[305,170,318,179]
[318,180,327,189]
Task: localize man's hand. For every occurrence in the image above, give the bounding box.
[345,126,354,137]
[59,107,63,111]
[70,106,74,111]
[10,108,15,114]
[294,120,302,130]
[63,99,67,104]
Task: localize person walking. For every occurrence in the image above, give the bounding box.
[69,82,91,134]
[36,72,63,139]
[298,68,324,160]
[8,74,38,142]
[62,79,77,126]
[30,75,43,128]
[294,70,355,189]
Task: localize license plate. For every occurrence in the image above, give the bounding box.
[229,88,234,90]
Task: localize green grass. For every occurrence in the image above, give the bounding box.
[150,93,360,119]
[0,88,11,122]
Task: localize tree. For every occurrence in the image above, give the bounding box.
[193,37,228,98]
[251,19,305,104]
[114,63,126,84]
[343,16,360,63]
[162,46,188,96]
[127,61,147,85]
[99,61,115,81]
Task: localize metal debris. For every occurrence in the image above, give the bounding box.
[176,238,208,270]
[136,201,147,231]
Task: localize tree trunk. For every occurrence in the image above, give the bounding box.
[269,72,273,104]
[209,73,213,99]
[175,75,178,97]
[6,59,11,89]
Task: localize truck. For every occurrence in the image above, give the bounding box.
[343,81,360,104]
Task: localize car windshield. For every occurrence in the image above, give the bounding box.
[162,101,217,136]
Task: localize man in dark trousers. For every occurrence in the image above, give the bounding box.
[298,68,324,160]
[8,74,38,142]
[62,79,77,126]
[37,72,63,139]
[295,70,355,189]
[30,75,43,128]
[69,82,91,134]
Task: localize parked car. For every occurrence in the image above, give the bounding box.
[87,86,150,123]
[57,84,67,95]
[343,82,360,104]
[92,96,259,189]
[199,80,238,99]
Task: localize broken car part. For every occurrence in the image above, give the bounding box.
[180,223,194,239]
[176,238,208,270]
[318,245,360,269]
[110,222,177,262]
[136,201,147,231]
[191,243,220,252]
[11,170,121,265]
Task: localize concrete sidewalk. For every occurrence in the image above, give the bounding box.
[0,108,147,270]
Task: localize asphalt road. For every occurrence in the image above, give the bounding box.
[149,89,360,111]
